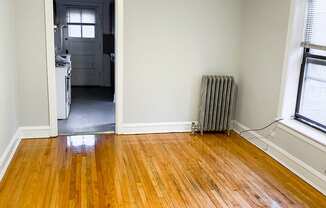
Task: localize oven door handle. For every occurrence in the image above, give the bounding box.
[66,76,70,91]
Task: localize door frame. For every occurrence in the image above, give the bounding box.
[44,0,124,136]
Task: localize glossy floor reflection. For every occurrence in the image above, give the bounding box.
[67,135,96,147]
[0,133,325,207]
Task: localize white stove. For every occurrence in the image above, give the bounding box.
[56,54,72,120]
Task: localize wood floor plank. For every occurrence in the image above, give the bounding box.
[0,132,325,207]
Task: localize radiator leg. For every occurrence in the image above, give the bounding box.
[200,123,204,135]
[191,122,197,135]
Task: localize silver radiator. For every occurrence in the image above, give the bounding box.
[198,75,235,134]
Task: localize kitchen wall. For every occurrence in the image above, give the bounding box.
[0,0,19,167]
[15,0,49,127]
[103,0,114,87]
[123,0,242,123]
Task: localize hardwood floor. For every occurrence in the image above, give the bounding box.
[0,132,325,207]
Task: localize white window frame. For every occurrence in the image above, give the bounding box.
[66,7,96,39]
[278,0,326,147]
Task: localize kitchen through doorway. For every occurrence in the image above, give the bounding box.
[53,0,116,135]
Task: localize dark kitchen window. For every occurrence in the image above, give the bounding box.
[295,0,326,132]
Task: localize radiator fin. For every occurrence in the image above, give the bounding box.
[199,75,235,134]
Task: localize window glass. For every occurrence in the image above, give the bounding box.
[297,58,326,129]
[296,0,326,131]
[67,8,81,23]
[82,9,96,24]
[82,25,95,38]
[309,1,326,45]
[298,59,326,126]
[66,8,96,39]
[68,25,81,38]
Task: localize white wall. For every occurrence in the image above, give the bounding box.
[15,0,49,126]
[236,0,291,128]
[123,0,242,123]
[0,0,19,165]
[13,0,243,127]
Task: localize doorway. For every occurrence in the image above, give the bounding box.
[53,0,116,135]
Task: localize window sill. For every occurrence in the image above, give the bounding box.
[278,119,326,150]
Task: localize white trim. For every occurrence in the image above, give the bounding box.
[93,131,115,135]
[119,122,193,135]
[278,120,326,150]
[0,126,53,181]
[0,129,21,181]
[277,0,296,118]
[115,0,124,133]
[301,42,326,51]
[44,0,58,137]
[233,121,326,196]
[20,126,52,139]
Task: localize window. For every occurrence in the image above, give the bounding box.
[67,8,96,38]
[296,0,326,132]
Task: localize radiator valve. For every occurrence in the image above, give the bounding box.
[191,122,200,134]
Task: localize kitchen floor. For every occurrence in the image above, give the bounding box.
[58,87,115,135]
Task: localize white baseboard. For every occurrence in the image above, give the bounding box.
[232,120,326,196]
[0,129,21,181]
[0,126,52,181]
[19,126,52,139]
[119,122,194,135]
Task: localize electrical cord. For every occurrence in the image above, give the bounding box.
[240,118,284,135]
